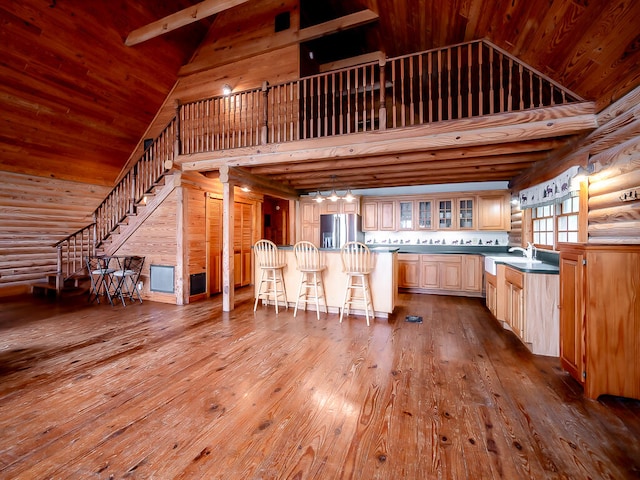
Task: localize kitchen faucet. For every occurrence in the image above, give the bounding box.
[509,242,535,259]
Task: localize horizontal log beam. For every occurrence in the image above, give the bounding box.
[125,0,248,46]
[178,110,596,172]
[247,142,559,175]
[216,165,299,200]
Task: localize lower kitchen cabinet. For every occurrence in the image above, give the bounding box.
[485,272,497,316]
[559,243,640,400]
[398,253,483,297]
[398,254,420,287]
[494,264,559,357]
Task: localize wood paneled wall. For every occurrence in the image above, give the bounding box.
[114,191,180,304]
[120,0,301,177]
[0,172,109,296]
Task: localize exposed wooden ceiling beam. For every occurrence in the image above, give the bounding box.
[216,165,299,200]
[179,9,380,76]
[125,0,250,46]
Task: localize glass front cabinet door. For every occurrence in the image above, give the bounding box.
[438,200,453,229]
[398,201,414,230]
[417,200,433,229]
[458,198,475,229]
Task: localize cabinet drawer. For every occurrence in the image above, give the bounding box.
[399,253,420,261]
[420,254,462,263]
[505,267,524,289]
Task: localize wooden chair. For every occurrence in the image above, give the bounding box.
[253,239,288,313]
[293,241,328,319]
[340,241,375,325]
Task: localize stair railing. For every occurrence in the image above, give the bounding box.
[53,223,97,284]
[51,117,177,288]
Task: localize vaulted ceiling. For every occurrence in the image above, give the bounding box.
[1,0,639,191]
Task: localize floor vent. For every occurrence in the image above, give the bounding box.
[405,315,423,323]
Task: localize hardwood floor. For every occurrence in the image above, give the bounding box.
[1,289,639,479]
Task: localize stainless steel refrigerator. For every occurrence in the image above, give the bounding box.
[320,214,364,249]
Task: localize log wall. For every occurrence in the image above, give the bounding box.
[0,172,109,296]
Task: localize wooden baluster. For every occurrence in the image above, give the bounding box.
[323,75,328,137]
[369,64,375,130]
[391,59,397,128]
[409,56,415,125]
[346,69,351,134]
[456,47,462,119]
[302,79,308,139]
[528,69,534,109]
[488,45,495,114]
[379,59,386,130]
[518,63,524,110]
[538,75,543,108]
[507,58,513,112]
[338,73,344,135]
[478,43,483,116]
[417,54,423,124]
[428,52,433,123]
[354,67,360,132]
[262,82,269,145]
[330,73,336,135]
[175,100,181,156]
[499,52,505,113]
[400,58,406,127]
[447,48,452,120]
[467,45,473,117]
[437,49,442,121]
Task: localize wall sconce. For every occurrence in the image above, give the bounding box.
[222,84,232,96]
[241,186,250,192]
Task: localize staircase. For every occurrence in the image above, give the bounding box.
[32,118,178,297]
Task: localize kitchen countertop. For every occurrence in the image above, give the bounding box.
[483,255,559,274]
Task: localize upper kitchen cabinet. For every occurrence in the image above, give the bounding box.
[478,193,511,231]
[362,191,510,232]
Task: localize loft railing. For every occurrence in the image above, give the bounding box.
[177,40,581,152]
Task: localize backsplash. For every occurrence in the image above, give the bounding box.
[364,230,510,246]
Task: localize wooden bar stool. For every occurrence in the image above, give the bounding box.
[293,241,328,319]
[340,241,375,325]
[253,239,288,314]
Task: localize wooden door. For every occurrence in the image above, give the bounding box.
[559,250,585,384]
[234,202,253,287]
[207,196,222,295]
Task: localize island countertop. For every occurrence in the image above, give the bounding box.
[254,247,398,318]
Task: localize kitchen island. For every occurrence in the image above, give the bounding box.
[254,246,399,319]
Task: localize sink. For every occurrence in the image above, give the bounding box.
[484,256,542,275]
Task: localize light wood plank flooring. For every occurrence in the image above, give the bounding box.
[1,289,639,479]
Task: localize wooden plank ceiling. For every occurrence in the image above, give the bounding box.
[1,0,639,192]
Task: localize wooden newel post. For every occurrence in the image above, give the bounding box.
[378,59,387,130]
[261,81,269,145]
[175,100,182,156]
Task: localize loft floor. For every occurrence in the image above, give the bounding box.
[0,290,638,478]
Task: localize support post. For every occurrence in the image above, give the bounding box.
[221,172,235,311]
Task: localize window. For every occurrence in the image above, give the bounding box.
[531,195,580,248]
[557,196,580,243]
[532,205,555,247]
